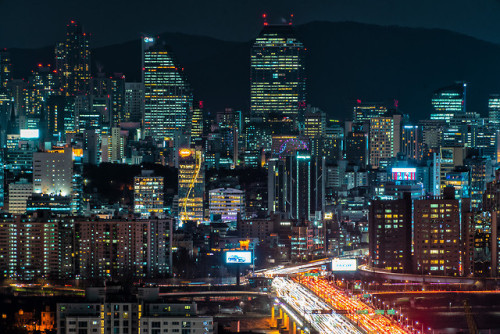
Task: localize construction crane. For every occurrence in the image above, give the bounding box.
[463,299,478,334]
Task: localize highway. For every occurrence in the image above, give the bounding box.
[300,276,407,334]
[273,277,362,334]
[263,261,410,334]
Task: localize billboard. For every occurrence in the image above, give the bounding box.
[20,129,40,139]
[331,258,357,272]
[391,167,416,181]
[225,251,252,264]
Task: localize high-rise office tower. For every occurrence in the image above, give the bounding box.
[430,82,466,122]
[346,131,368,166]
[369,117,394,169]
[250,24,305,126]
[134,170,164,218]
[413,188,470,276]
[268,152,325,220]
[178,148,204,224]
[401,125,420,160]
[142,36,193,142]
[353,101,387,123]
[488,94,500,126]
[304,109,326,138]
[190,100,204,144]
[0,50,11,91]
[110,74,125,125]
[124,82,144,123]
[56,21,91,96]
[369,193,412,273]
[25,64,58,129]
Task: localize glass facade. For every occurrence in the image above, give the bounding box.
[142,37,193,142]
[250,25,305,124]
[430,82,466,122]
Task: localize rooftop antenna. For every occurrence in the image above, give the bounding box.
[289,14,294,26]
[262,13,268,26]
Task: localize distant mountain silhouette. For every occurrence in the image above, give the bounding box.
[9,21,500,120]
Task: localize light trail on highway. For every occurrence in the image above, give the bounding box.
[300,276,408,334]
[273,277,362,334]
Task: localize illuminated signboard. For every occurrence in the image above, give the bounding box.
[20,129,40,139]
[179,149,193,158]
[391,167,416,181]
[225,251,252,264]
[331,258,357,272]
[144,37,155,43]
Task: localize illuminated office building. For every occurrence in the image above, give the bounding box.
[8,179,32,214]
[369,117,394,169]
[142,36,193,142]
[369,193,412,273]
[413,188,470,276]
[268,152,325,220]
[56,21,91,96]
[465,157,495,210]
[444,168,470,200]
[25,64,58,129]
[463,211,493,277]
[0,49,11,94]
[489,94,500,126]
[101,127,126,163]
[178,148,204,224]
[33,146,73,197]
[401,125,420,160]
[439,146,465,190]
[304,109,326,138]
[209,188,245,222]
[353,101,387,123]
[134,170,164,218]
[124,82,144,123]
[430,82,466,122]
[191,100,204,144]
[110,73,125,125]
[346,131,368,166]
[250,24,306,124]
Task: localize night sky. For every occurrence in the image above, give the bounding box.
[2,0,500,48]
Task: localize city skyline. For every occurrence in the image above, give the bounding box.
[2,7,500,334]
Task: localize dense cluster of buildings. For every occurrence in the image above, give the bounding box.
[1,18,500,286]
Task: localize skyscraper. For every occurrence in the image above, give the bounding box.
[413,189,470,276]
[0,49,11,91]
[488,94,500,126]
[369,116,394,169]
[142,36,193,142]
[369,193,412,273]
[250,24,305,125]
[353,101,387,123]
[268,151,325,220]
[56,21,91,96]
[124,82,144,123]
[430,82,466,122]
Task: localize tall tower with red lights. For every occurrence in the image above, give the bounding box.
[250,15,306,128]
[55,20,91,96]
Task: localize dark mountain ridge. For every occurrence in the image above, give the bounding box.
[8,21,500,120]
